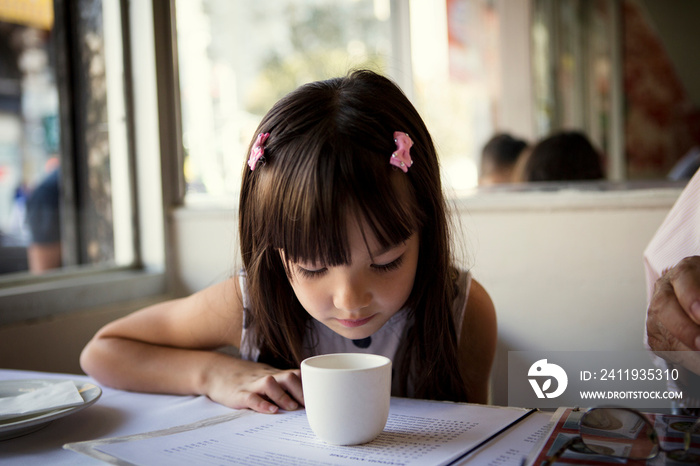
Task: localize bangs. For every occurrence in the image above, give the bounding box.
[257,135,421,268]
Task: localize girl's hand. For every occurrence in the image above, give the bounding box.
[206,360,304,414]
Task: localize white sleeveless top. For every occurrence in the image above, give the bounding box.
[238,270,472,365]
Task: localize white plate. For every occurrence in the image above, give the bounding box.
[0,379,102,441]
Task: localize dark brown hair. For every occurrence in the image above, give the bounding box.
[481,133,528,169]
[523,130,605,182]
[238,70,468,401]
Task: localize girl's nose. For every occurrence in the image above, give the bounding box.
[333,277,371,312]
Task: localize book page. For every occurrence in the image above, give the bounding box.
[455,410,552,465]
[66,397,532,466]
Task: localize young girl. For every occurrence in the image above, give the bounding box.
[81,70,497,414]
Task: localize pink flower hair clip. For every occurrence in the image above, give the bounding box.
[390,131,413,173]
[248,132,270,171]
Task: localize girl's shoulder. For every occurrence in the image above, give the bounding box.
[463,277,495,330]
[173,275,246,348]
[450,268,472,337]
[449,268,494,333]
[457,274,497,402]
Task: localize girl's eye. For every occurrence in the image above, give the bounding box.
[296,266,328,279]
[371,255,404,273]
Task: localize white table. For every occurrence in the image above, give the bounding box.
[0,369,551,465]
[0,369,233,465]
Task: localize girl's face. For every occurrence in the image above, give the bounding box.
[282,217,419,340]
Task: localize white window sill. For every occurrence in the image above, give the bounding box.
[450,180,684,213]
[0,269,166,325]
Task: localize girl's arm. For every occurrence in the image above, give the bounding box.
[80,278,303,413]
[458,278,497,404]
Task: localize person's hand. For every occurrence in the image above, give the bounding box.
[205,359,304,414]
[647,256,700,375]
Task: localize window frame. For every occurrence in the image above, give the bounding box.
[0,0,172,326]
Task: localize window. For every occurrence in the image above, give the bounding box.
[177,0,393,201]
[0,3,63,274]
[177,0,700,196]
[0,0,134,276]
[0,0,166,324]
[532,0,700,182]
[176,0,501,201]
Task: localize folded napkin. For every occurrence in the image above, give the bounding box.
[0,380,85,421]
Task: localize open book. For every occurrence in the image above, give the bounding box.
[65,397,538,465]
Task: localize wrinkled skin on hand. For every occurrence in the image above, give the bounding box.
[647,256,700,375]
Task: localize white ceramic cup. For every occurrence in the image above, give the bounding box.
[301,353,392,445]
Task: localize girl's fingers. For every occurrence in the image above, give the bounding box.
[243,391,280,414]
[275,370,304,407]
[223,369,304,414]
[257,375,300,411]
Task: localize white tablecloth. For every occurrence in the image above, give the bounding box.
[0,369,233,465]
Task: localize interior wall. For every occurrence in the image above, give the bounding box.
[0,296,166,374]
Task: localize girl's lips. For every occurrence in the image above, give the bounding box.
[337,315,375,328]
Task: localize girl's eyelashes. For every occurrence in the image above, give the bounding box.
[294,254,405,278]
[371,254,404,273]
[295,266,328,279]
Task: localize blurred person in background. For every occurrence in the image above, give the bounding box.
[478,133,529,186]
[25,159,61,273]
[518,130,605,183]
